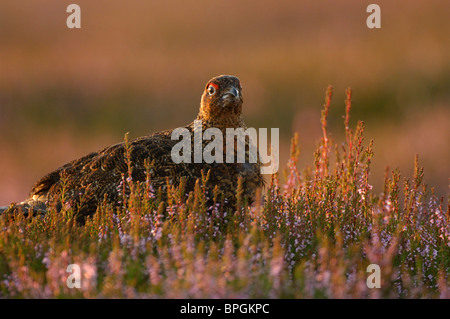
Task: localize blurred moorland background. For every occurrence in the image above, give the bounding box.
[0,0,448,205]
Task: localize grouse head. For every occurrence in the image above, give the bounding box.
[197,75,244,128]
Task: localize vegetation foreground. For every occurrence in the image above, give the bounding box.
[0,87,448,298]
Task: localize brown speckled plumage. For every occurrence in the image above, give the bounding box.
[2,75,264,222]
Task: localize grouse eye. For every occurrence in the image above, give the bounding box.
[207,83,218,96]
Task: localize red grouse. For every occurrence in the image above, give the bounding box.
[1,75,264,223]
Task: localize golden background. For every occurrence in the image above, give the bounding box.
[0,0,448,204]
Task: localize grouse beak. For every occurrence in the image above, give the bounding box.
[222,86,240,103]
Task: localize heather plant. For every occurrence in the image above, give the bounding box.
[0,87,448,298]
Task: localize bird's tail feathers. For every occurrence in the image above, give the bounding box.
[0,200,47,217]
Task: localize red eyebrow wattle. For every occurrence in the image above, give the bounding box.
[208,83,219,90]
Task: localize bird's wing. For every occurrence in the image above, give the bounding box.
[28,132,184,208]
